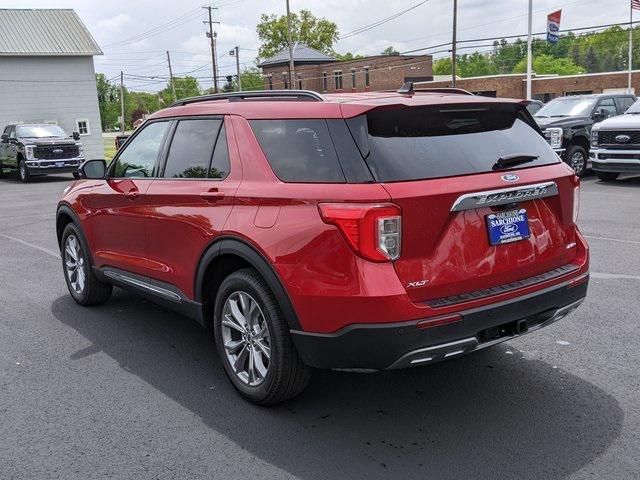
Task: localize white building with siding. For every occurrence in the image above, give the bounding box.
[0,9,104,159]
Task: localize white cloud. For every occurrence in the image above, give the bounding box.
[97,14,132,30]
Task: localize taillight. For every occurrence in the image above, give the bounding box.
[318,203,402,262]
[573,183,581,224]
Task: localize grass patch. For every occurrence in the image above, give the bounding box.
[103,136,117,162]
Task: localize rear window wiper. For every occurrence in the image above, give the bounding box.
[492,154,538,170]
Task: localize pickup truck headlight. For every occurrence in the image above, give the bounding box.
[544,128,563,149]
[590,129,599,148]
[25,145,36,160]
[76,143,84,157]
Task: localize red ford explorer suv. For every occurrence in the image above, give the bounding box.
[56,88,589,405]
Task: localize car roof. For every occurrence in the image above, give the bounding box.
[554,93,634,100]
[149,90,525,121]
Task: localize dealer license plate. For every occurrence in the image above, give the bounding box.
[55,161,65,168]
[486,208,531,246]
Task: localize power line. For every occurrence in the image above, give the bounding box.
[339,0,430,40]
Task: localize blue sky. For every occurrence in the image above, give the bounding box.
[2,0,633,91]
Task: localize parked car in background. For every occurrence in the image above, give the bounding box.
[56,89,588,405]
[534,93,636,176]
[590,98,640,181]
[526,99,544,115]
[0,124,84,182]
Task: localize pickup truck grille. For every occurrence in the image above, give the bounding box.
[598,130,640,148]
[34,145,79,160]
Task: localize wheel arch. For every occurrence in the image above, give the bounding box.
[195,236,301,330]
[56,203,95,265]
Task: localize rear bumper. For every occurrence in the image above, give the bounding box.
[291,276,588,370]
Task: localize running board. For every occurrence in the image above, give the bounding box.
[98,267,205,325]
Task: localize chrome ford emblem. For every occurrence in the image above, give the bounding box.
[500,223,518,235]
[501,174,519,182]
[615,134,631,143]
[52,148,64,154]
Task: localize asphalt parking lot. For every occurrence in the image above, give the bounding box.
[0,173,639,480]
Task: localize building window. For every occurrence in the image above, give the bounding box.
[364,67,370,87]
[334,71,343,90]
[565,90,592,96]
[322,72,328,91]
[267,75,273,90]
[76,119,90,136]
[297,74,303,89]
[351,69,356,89]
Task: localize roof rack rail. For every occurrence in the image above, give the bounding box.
[170,89,324,107]
[414,87,475,96]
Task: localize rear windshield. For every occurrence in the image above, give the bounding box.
[348,103,559,182]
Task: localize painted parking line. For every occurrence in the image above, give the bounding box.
[1,233,60,258]
[584,235,640,246]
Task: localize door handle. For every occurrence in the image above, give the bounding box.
[200,190,225,203]
[125,190,139,200]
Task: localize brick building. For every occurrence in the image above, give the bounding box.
[258,43,432,93]
[418,70,640,101]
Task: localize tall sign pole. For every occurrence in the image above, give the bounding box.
[451,0,457,87]
[285,0,295,89]
[526,0,533,99]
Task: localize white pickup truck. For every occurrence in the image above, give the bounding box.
[590,100,640,181]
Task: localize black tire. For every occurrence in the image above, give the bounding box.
[61,223,112,306]
[596,172,620,182]
[213,268,311,405]
[564,145,588,177]
[17,158,30,183]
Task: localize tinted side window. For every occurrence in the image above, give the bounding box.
[209,123,230,179]
[597,98,617,117]
[163,119,221,178]
[250,120,345,183]
[616,96,635,113]
[113,121,169,178]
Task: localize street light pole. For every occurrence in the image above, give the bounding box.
[204,5,220,93]
[235,46,241,91]
[120,70,125,134]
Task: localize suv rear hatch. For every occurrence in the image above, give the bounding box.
[344,101,580,304]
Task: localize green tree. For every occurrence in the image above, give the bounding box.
[584,46,599,72]
[256,9,339,59]
[95,73,120,131]
[433,57,452,75]
[333,52,363,61]
[381,46,399,56]
[237,67,265,91]
[513,54,584,75]
[159,76,201,105]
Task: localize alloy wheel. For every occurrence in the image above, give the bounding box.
[570,151,585,174]
[64,234,86,295]
[221,291,272,386]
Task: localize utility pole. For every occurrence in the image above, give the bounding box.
[285,0,295,89]
[166,51,177,102]
[204,6,220,93]
[451,0,457,87]
[119,71,125,134]
[526,0,533,99]
[230,46,241,91]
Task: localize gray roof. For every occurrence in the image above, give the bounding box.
[0,9,102,56]
[258,43,335,68]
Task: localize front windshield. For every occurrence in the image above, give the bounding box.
[16,124,67,138]
[626,99,640,114]
[535,97,596,118]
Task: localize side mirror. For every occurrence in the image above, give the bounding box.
[77,159,106,179]
[73,131,80,141]
[0,134,8,142]
[593,107,608,122]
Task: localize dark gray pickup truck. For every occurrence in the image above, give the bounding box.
[0,124,85,182]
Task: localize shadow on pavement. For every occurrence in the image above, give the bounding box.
[51,290,623,480]
[0,174,73,184]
